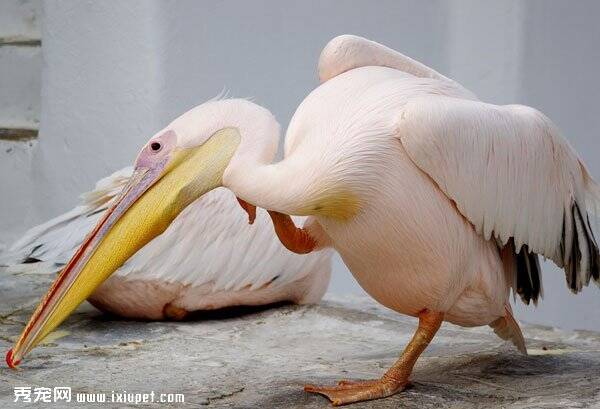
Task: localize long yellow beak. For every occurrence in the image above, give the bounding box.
[6,128,240,368]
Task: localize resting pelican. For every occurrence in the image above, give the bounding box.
[0,167,332,320]
[1,168,331,320]
[8,35,600,406]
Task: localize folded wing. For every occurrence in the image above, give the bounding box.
[398,96,600,299]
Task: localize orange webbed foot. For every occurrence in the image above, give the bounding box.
[304,378,407,406]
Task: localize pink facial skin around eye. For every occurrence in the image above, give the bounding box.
[134,130,178,170]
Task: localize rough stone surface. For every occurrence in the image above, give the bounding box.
[1,271,599,408]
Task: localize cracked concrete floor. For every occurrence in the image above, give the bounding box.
[1,271,599,408]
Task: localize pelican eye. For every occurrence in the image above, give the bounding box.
[150,142,162,152]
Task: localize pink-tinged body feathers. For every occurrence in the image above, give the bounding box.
[282,66,509,326]
[227,35,600,331]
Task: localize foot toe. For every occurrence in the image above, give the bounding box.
[337,379,379,387]
[304,379,406,406]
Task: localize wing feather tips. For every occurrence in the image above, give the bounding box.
[583,175,600,284]
[513,242,543,305]
[563,201,600,293]
[521,198,600,299]
[587,214,600,283]
[505,199,599,300]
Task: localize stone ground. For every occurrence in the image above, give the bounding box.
[0,271,599,408]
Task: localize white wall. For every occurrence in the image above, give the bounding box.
[0,0,41,249]
[1,1,599,330]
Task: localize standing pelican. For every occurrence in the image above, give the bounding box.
[7,35,600,406]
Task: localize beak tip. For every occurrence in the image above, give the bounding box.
[6,348,20,369]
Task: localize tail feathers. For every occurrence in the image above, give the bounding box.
[5,205,89,256]
[489,305,527,355]
[0,261,59,276]
[0,205,96,268]
[0,166,132,270]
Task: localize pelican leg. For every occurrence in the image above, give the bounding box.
[304,309,444,406]
[163,303,188,321]
[236,198,256,224]
[267,211,317,254]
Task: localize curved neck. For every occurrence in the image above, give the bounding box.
[224,156,314,216]
[222,127,359,220]
[213,100,348,218]
[219,113,320,216]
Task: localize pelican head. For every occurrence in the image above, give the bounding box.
[7,99,280,368]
